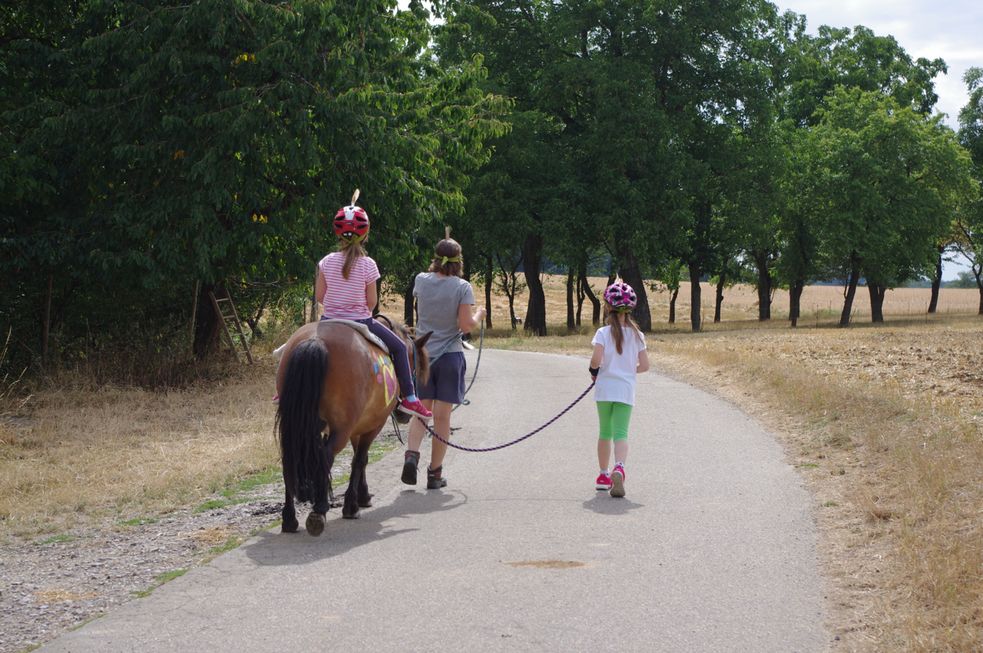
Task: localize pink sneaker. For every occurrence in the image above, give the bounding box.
[272,394,280,405]
[398,397,432,420]
[595,472,612,491]
[610,463,626,498]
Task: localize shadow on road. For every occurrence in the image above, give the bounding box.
[241,488,465,566]
[581,494,644,515]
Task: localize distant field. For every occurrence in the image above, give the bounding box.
[457,275,981,328]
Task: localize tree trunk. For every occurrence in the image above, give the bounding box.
[522,233,547,336]
[192,283,223,359]
[403,275,416,327]
[714,275,724,323]
[868,284,886,323]
[668,287,679,324]
[976,265,983,314]
[688,262,702,332]
[42,273,53,363]
[245,295,268,337]
[309,276,318,322]
[484,255,493,328]
[580,269,601,326]
[839,261,860,327]
[575,261,586,327]
[789,279,805,328]
[754,252,772,321]
[928,246,943,314]
[617,246,651,332]
[565,267,575,330]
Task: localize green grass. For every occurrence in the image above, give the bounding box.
[36,534,74,545]
[194,466,282,513]
[133,568,188,598]
[206,536,243,557]
[192,441,396,514]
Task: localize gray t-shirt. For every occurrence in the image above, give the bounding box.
[414,272,475,359]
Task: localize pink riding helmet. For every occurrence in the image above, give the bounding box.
[333,204,370,241]
[604,281,637,312]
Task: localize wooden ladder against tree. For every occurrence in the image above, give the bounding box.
[208,289,254,364]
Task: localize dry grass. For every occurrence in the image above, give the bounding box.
[0,359,281,537]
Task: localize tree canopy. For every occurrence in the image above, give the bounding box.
[2,0,980,373]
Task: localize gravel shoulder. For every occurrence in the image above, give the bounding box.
[0,439,399,653]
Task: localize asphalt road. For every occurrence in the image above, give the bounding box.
[42,348,827,652]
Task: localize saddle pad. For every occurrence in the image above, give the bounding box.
[322,319,389,354]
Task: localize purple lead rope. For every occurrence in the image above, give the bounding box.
[416,381,595,452]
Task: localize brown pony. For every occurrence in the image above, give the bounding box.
[274,319,430,536]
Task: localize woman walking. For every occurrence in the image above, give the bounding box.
[401,234,485,489]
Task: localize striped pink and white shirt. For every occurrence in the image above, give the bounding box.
[318,252,381,320]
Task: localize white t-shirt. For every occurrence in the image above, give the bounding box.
[591,325,646,406]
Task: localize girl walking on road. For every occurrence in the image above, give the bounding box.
[589,281,650,498]
[401,234,485,490]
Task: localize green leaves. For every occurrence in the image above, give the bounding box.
[1,0,508,362]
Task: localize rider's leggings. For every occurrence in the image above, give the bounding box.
[355,317,416,398]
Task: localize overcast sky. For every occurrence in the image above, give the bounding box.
[773,0,983,129]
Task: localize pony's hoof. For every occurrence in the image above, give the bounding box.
[357,493,374,508]
[282,519,299,534]
[305,512,325,536]
[342,509,360,520]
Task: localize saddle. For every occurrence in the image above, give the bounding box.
[321,319,389,354]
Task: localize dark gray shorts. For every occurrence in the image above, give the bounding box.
[418,352,466,404]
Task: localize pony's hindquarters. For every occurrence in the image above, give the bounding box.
[275,338,329,504]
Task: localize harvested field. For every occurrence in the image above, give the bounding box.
[458,275,980,329]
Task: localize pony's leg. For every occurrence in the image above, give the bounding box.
[344,433,378,518]
[305,435,338,536]
[316,422,341,508]
[324,448,342,509]
[282,487,299,533]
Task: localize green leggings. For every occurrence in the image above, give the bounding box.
[596,401,633,441]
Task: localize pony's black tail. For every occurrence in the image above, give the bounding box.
[275,338,328,504]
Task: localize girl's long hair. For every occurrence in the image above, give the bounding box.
[339,238,367,279]
[606,305,643,355]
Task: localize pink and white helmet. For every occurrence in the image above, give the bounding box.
[604,281,637,312]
